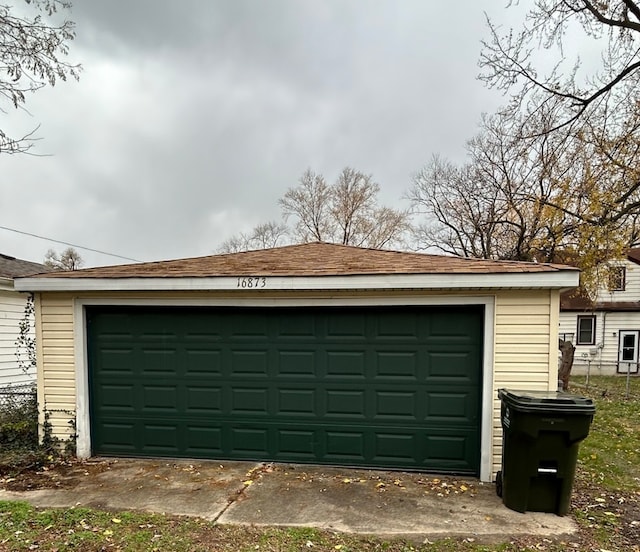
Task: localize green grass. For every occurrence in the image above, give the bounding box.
[573,375,640,492]
[0,499,586,552]
[0,375,638,552]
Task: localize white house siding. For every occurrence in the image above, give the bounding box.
[559,310,640,375]
[559,256,640,376]
[0,289,36,388]
[36,289,558,478]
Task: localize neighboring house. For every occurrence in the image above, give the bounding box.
[15,242,578,482]
[559,248,640,376]
[0,253,48,388]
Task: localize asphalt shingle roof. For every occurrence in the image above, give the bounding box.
[22,242,577,280]
[0,253,48,279]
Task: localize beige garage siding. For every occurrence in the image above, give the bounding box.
[35,289,559,473]
[492,290,558,475]
[35,293,76,439]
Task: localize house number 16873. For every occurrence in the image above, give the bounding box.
[237,277,267,288]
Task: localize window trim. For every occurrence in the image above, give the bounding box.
[576,315,596,345]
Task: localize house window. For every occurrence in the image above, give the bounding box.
[577,316,596,345]
[608,266,626,291]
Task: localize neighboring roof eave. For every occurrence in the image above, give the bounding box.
[15,271,580,292]
[627,247,640,266]
[562,301,640,313]
[0,253,49,279]
[0,277,14,291]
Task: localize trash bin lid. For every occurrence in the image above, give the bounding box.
[498,389,595,414]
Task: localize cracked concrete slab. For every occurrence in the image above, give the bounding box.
[0,459,256,521]
[219,464,576,541]
[0,459,577,542]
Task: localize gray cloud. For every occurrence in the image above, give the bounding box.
[2,1,517,266]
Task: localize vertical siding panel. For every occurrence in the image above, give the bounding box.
[492,290,553,477]
[37,293,76,441]
[548,290,560,389]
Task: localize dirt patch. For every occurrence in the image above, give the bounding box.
[0,458,114,491]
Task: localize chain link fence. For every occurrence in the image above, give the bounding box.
[0,384,38,452]
[0,384,37,411]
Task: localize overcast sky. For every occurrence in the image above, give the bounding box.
[3,1,524,267]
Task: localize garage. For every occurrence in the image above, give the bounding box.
[87,305,483,473]
[15,242,580,481]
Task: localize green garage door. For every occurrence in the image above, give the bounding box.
[87,305,483,474]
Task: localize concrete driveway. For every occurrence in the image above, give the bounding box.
[0,458,576,543]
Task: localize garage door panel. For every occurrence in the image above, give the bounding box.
[230,387,269,414]
[231,427,269,455]
[374,312,419,339]
[96,347,135,373]
[426,391,477,423]
[428,311,481,338]
[325,430,365,460]
[143,385,179,412]
[88,306,482,474]
[98,384,136,412]
[185,349,223,374]
[374,390,418,420]
[326,350,366,377]
[277,350,316,376]
[277,388,317,415]
[229,349,269,375]
[141,347,178,374]
[277,429,316,457]
[427,349,481,382]
[184,425,223,455]
[325,389,366,418]
[277,314,317,337]
[375,351,419,378]
[182,316,223,339]
[373,431,416,461]
[327,313,367,338]
[229,313,268,338]
[424,429,479,468]
[144,423,180,452]
[99,422,137,452]
[185,387,222,413]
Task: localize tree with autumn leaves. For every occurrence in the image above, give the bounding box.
[409,105,640,295]
[412,0,640,293]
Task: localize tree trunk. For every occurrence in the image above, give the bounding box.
[558,339,575,391]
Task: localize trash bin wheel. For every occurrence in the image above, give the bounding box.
[496,470,503,498]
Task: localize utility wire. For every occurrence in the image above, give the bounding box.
[0,224,143,263]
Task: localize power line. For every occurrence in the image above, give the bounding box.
[0,224,142,263]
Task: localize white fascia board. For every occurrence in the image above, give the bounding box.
[15,271,579,292]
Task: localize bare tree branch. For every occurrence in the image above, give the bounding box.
[0,0,81,154]
[479,1,640,133]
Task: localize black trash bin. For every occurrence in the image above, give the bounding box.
[496,389,595,516]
